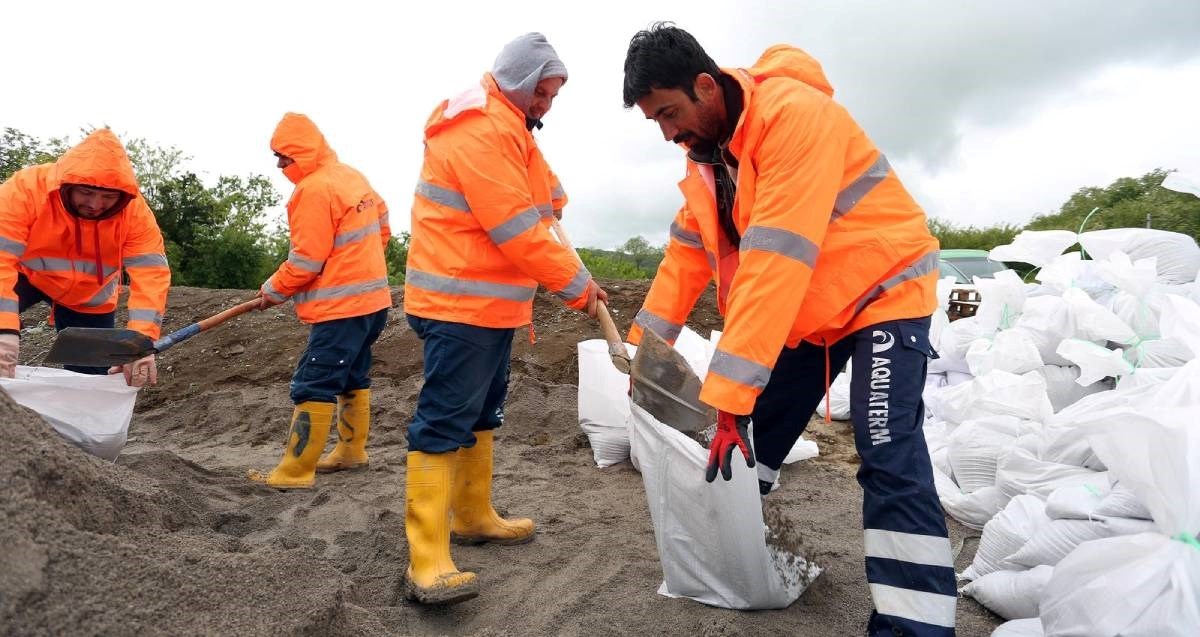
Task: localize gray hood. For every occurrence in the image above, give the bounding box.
[491,32,568,119]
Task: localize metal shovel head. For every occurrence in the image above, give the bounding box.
[43,327,155,367]
[630,329,716,434]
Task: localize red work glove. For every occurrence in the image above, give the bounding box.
[705,410,754,482]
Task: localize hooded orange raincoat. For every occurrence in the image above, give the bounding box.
[262,113,392,324]
[0,129,170,338]
[404,74,588,328]
[629,46,940,415]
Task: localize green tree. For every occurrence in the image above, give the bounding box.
[1027,169,1199,240]
[928,218,1021,251]
[0,127,69,181]
[386,231,411,284]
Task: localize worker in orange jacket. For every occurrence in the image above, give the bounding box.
[248,113,392,491]
[402,32,606,605]
[624,25,954,636]
[0,129,169,386]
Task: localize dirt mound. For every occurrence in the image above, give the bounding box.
[7,282,1001,635]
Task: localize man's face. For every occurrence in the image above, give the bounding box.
[275,153,294,170]
[68,186,124,219]
[529,76,565,121]
[636,75,725,155]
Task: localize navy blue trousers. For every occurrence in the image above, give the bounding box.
[405,315,514,454]
[752,316,957,636]
[16,273,115,375]
[289,308,388,404]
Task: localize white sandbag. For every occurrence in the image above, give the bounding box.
[962,494,1050,581]
[1007,516,1158,568]
[1054,339,1133,385]
[948,416,1021,494]
[962,565,1054,620]
[630,402,818,609]
[930,370,1054,426]
[1044,481,1111,521]
[1158,293,1200,360]
[818,360,851,421]
[931,316,988,374]
[1106,290,1162,339]
[1079,228,1200,285]
[1013,296,1078,366]
[934,469,1008,530]
[993,618,1045,637]
[576,339,637,467]
[0,365,139,461]
[990,230,1078,268]
[966,330,1044,376]
[1035,365,1108,413]
[945,370,973,386]
[1093,482,1152,521]
[1096,252,1159,299]
[782,436,819,464]
[1124,337,1192,369]
[975,270,1028,333]
[995,447,1103,501]
[1115,366,1179,391]
[1061,287,1137,345]
[1162,170,1200,197]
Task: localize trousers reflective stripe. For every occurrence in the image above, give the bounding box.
[553,267,590,302]
[670,221,703,249]
[487,207,541,245]
[633,309,683,342]
[287,249,325,273]
[22,257,118,278]
[740,226,819,268]
[864,529,954,568]
[127,309,164,326]
[406,269,536,302]
[868,583,956,629]
[0,236,27,258]
[854,251,940,314]
[122,253,169,268]
[334,221,381,248]
[82,278,118,307]
[832,153,890,220]
[415,180,471,213]
[293,277,390,304]
[709,349,772,389]
[263,279,288,303]
[0,298,17,312]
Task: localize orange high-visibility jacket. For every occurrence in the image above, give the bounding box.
[404,73,590,329]
[629,46,940,415]
[0,129,170,339]
[262,113,392,324]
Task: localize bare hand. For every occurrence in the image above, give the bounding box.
[256,286,284,310]
[108,353,157,387]
[585,281,609,319]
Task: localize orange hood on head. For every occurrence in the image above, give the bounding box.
[52,129,142,198]
[271,113,337,181]
[748,44,835,97]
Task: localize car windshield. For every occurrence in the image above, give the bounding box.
[946,257,1007,282]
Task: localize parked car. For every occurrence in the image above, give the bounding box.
[938,249,1009,284]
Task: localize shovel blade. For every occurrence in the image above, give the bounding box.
[630,329,715,434]
[43,327,155,367]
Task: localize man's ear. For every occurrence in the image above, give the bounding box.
[694,73,718,102]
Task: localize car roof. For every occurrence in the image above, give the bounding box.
[939,249,992,260]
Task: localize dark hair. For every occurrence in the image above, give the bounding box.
[622,22,721,108]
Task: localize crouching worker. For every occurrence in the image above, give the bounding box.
[248,112,392,490]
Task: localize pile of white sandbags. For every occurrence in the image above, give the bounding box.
[919,229,1200,636]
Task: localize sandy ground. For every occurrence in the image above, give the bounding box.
[3,282,1002,636]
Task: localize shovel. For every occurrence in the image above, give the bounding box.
[630,328,716,434]
[549,219,631,374]
[44,298,263,367]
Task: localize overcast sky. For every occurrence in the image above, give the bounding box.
[5,1,1199,249]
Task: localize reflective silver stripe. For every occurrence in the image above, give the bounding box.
[294,277,390,304]
[415,180,470,213]
[287,249,324,273]
[854,251,940,314]
[864,530,954,568]
[81,278,118,307]
[407,269,535,302]
[633,309,682,342]
[536,203,555,218]
[127,309,163,327]
[22,257,118,278]
[740,226,818,267]
[123,253,169,268]
[705,251,717,271]
[708,349,771,389]
[832,153,890,220]
[262,279,288,303]
[0,299,17,313]
[868,584,956,629]
[380,211,390,228]
[551,184,565,200]
[334,221,381,248]
[0,236,26,257]
[670,221,703,249]
[488,207,540,245]
[553,267,591,302]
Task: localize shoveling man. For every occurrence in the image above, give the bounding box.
[623,24,955,636]
[248,113,392,490]
[0,129,169,386]
[402,32,607,604]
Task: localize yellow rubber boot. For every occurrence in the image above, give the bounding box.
[404,450,479,605]
[450,430,535,545]
[317,388,371,473]
[248,401,335,489]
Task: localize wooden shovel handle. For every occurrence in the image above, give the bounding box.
[550,220,630,369]
[197,298,263,332]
